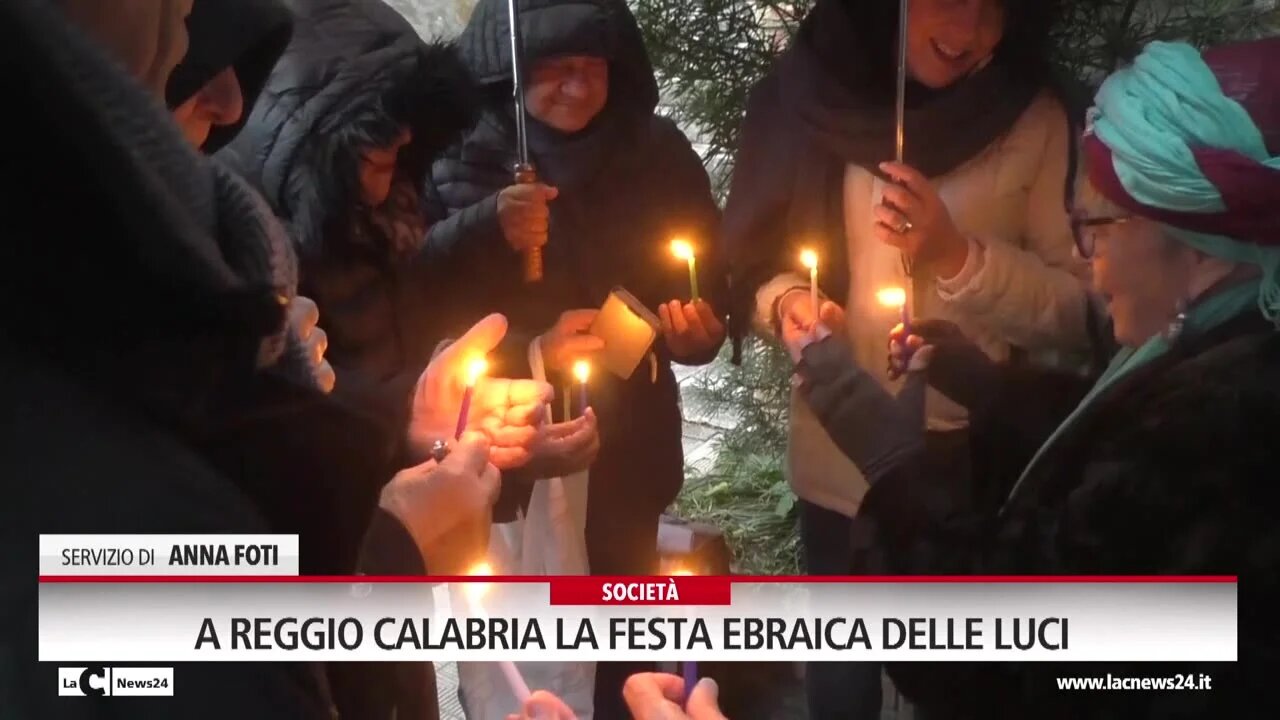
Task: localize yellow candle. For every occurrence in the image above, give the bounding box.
[670,238,699,302]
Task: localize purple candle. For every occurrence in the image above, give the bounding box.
[454,358,488,439]
[682,660,698,707]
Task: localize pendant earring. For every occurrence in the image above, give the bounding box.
[1163,298,1188,342]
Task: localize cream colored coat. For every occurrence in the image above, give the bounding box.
[756,91,1093,518]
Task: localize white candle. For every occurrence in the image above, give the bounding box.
[800,249,820,319]
[465,563,532,704]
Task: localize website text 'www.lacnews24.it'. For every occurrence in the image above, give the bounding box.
[1056,673,1213,691]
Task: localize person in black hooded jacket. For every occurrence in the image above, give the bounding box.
[422,2,724,712]
[219,0,480,423]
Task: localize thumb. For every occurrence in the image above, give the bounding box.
[686,678,727,720]
[442,314,509,365]
[541,184,559,201]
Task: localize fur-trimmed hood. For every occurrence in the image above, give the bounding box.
[219,0,477,264]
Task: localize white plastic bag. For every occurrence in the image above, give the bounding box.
[454,337,595,720]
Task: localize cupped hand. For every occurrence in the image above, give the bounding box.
[408,314,554,466]
[516,408,600,478]
[659,300,726,360]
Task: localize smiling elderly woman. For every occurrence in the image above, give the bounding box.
[781,37,1280,718]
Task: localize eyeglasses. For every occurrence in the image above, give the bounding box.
[1070,212,1130,259]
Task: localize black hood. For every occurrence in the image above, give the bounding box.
[219,0,478,262]
[166,0,294,152]
[458,0,659,119]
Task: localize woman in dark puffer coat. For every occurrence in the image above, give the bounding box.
[220,0,478,424]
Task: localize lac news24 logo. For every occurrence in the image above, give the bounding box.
[59,667,174,697]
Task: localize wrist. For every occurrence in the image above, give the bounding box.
[934,231,970,279]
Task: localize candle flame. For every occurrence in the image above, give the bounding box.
[572,360,591,383]
[466,561,494,603]
[465,357,488,386]
[670,238,695,261]
[800,249,819,271]
[876,287,907,308]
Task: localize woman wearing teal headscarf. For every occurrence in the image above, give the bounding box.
[781,37,1280,717]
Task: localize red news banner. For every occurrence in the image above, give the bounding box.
[38,534,1238,663]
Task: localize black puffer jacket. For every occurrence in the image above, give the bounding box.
[424,0,723,574]
[796,312,1279,718]
[220,0,477,425]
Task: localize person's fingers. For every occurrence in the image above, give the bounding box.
[658,303,673,334]
[680,303,712,346]
[556,335,606,360]
[906,335,925,351]
[818,301,844,329]
[623,673,686,719]
[873,203,910,232]
[436,315,509,373]
[478,463,501,506]
[503,379,555,407]
[314,361,336,394]
[880,183,921,218]
[693,301,725,336]
[505,400,548,428]
[441,432,492,476]
[872,223,905,249]
[309,327,329,365]
[482,417,539,449]
[879,161,928,198]
[908,344,936,373]
[289,296,320,337]
[667,300,690,335]
[523,689,576,720]
[686,678,728,720]
[557,309,600,333]
[489,446,532,471]
[542,185,560,201]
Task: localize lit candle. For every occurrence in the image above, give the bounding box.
[670,239,700,303]
[455,357,488,439]
[875,286,910,335]
[800,249,819,318]
[465,562,532,704]
[572,360,591,417]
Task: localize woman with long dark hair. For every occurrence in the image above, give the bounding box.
[722,2,1093,714]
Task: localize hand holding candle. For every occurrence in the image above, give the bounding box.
[878,286,915,378]
[408,314,554,467]
[670,238,700,303]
